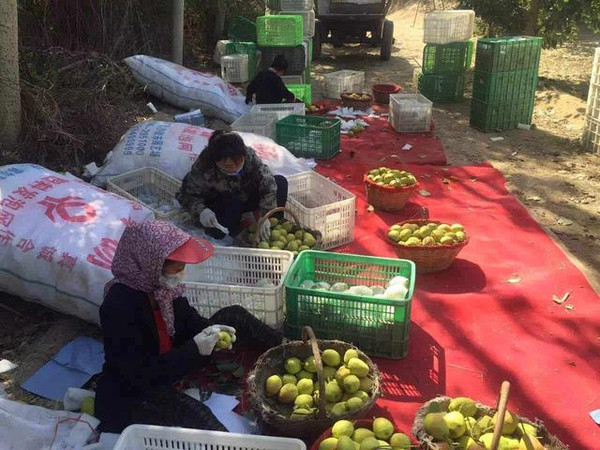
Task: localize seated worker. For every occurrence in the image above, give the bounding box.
[245,54,298,104]
[176,130,287,241]
[95,221,282,433]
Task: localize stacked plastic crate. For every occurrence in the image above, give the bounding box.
[259,0,315,104]
[220,16,259,83]
[470,36,543,132]
[418,10,475,103]
[582,47,600,153]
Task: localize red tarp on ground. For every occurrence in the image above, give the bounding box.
[315,157,600,449]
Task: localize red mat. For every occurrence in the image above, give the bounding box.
[314,162,600,449]
[316,102,447,166]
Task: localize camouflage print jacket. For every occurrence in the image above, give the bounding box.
[176,146,278,217]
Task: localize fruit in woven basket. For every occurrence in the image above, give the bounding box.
[359,377,373,392]
[331,402,348,416]
[476,415,493,434]
[348,358,370,377]
[346,396,363,411]
[284,357,302,375]
[360,437,381,450]
[297,378,314,395]
[449,397,477,417]
[373,417,395,440]
[444,411,467,439]
[343,375,360,393]
[319,437,339,450]
[390,433,411,449]
[344,349,359,364]
[516,423,537,438]
[282,374,297,385]
[323,349,342,367]
[367,167,417,188]
[353,390,370,402]
[297,370,314,380]
[335,365,351,384]
[518,434,544,450]
[304,356,318,373]
[492,410,519,435]
[390,221,467,247]
[353,428,375,443]
[278,383,298,403]
[265,375,283,396]
[260,219,317,253]
[323,366,337,381]
[424,413,450,440]
[337,435,357,450]
[333,420,355,438]
[325,381,343,402]
[294,394,314,408]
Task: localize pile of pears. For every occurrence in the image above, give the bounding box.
[319,418,411,450]
[367,167,417,189]
[388,222,467,247]
[264,348,374,420]
[423,397,546,450]
[251,218,317,255]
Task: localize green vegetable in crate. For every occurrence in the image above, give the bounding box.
[388,221,467,246]
[367,167,417,188]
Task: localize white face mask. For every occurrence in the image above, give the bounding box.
[159,270,185,289]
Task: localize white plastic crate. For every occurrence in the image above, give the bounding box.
[389,93,433,132]
[585,48,600,120]
[221,54,250,83]
[231,111,279,139]
[251,102,305,120]
[423,10,475,44]
[107,167,182,220]
[276,10,316,38]
[183,246,294,329]
[282,75,304,84]
[213,39,231,65]
[323,70,365,99]
[286,171,356,249]
[114,425,306,450]
[582,116,600,153]
[268,0,314,11]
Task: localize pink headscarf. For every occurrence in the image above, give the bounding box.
[104,221,191,336]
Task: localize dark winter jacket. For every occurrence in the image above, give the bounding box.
[176,146,278,217]
[246,69,296,104]
[95,283,209,432]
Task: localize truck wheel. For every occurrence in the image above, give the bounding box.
[313,19,322,60]
[380,19,393,61]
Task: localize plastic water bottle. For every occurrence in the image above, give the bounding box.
[174,109,205,126]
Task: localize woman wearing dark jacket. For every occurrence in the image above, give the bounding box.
[176,130,288,241]
[95,221,282,433]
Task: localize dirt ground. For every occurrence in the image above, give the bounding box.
[1,2,599,411]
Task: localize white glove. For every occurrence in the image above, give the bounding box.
[259,220,271,241]
[199,208,229,235]
[193,325,237,356]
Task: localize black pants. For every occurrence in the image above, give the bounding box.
[205,175,288,238]
[114,306,282,432]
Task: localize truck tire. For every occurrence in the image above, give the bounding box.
[313,19,322,60]
[380,19,393,61]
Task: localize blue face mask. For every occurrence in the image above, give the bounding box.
[218,161,244,176]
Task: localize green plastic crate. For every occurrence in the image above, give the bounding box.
[422,41,473,73]
[257,15,304,47]
[418,72,466,103]
[283,250,416,359]
[286,83,312,104]
[227,16,257,42]
[225,42,258,79]
[475,36,542,73]
[276,114,340,159]
[303,65,311,84]
[472,69,538,104]
[470,98,535,132]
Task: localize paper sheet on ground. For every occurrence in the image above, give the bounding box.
[22,337,104,401]
[203,392,256,434]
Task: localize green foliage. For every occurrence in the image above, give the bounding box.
[460,0,600,47]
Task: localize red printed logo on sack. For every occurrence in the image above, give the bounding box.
[38,196,97,223]
[87,238,118,270]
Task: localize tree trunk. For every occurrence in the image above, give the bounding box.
[525,0,541,36]
[205,0,226,48]
[0,0,21,148]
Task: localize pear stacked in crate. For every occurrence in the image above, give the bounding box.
[261,0,316,104]
[470,36,542,132]
[417,10,475,103]
[583,47,600,153]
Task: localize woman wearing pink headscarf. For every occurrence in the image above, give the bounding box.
[95,221,282,433]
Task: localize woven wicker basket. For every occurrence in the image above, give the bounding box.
[364,175,419,212]
[412,382,569,450]
[341,93,373,109]
[305,104,328,115]
[247,207,323,250]
[247,326,381,441]
[387,219,469,273]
